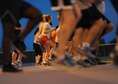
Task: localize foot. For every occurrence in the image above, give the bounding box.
[76,60,91,67]
[48,57,53,61]
[15,60,23,67]
[2,63,23,72]
[77,47,96,59]
[84,59,97,65]
[41,62,50,66]
[35,63,40,66]
[53,54,75,67]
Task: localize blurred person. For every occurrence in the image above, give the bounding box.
[50,0,81,66]
[11,22,24,67]
[0,0,42,72]
[39,14,56,66]
[33,28,46,66]
[110,0,118,66]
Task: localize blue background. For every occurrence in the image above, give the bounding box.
[0,0,117,50]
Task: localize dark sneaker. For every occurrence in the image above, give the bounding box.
[85,59,97,65]
[54,54,75,67]
[15,60,23,67]
[2,64,23,72]
[13,39,26,51]
[77,47,96,59]
[76,60,91,67]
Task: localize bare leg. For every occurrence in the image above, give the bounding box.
[11,52,17,65]
[56,4,81,58]
[18,6,42,41]
[84,19,104,44]
[35,55,41,64]
[17,54,23,62]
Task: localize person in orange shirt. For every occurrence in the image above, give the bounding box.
[50,26,58,43]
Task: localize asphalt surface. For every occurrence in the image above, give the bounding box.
[0,63,118,84]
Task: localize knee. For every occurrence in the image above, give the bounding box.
[33,12,43,22]
[95,18,104,26]
[107,23,114,32]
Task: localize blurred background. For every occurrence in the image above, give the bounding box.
[0,0,117,50]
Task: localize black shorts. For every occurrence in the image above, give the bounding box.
[110,0,118,13]
[33,43,45,56]
[76,6,102,29]
[100,13,111,24]
[0,0,31,24]
[92,4,111,24]
[50,0,77,11]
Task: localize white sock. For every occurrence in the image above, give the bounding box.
[81,42,90,50]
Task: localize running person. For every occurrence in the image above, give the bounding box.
[70,0,106,67]
[11,22,24,67]
[0,0,42,72]
[50,0,81,66]
[110,0,118,65]
[39,14,56,66]
[33,28,46,66]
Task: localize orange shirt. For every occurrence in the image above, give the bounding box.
[51,30,56,39]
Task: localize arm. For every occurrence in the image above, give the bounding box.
[15,27,23,30]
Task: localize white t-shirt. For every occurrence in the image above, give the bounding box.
[42,22,52,38]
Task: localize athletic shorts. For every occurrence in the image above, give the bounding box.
[100,13,111,24]
[0,0,31,24]
[39,34,50,45]
[33,43,43,56]
[50,0,77,11]
[92,4,111,24]
[110,0,118,13]
[76,6,102,29]
[13,40,26,54]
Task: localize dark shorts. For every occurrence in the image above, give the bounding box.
[100,13,111,24]
[0,0,31,24]
[14,40,26,54]
[50,0,76,11]
[110,0,118,13]
[33,43,45,56]
[76,6,102,29]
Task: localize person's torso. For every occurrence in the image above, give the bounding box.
[42,22,52,38]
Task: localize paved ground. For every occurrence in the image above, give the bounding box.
[0,63,118,84]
